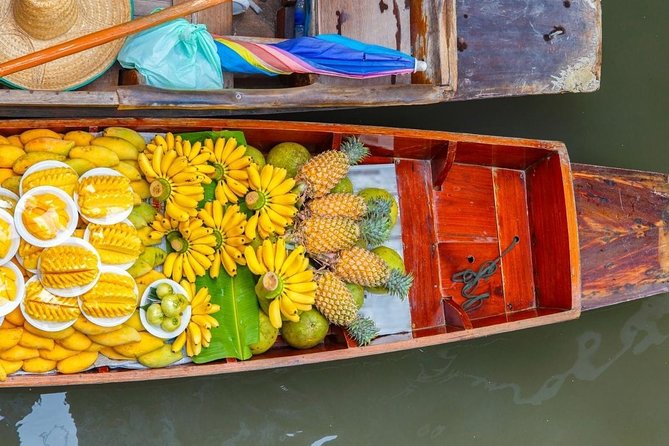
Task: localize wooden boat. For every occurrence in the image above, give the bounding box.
[0,0,602,115]
[0,117,665,388]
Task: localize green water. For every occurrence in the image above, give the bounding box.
[1,1,668,445]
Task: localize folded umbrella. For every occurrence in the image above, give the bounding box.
[214,34,427,79]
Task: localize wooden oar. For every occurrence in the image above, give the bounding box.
[0,0,230,78]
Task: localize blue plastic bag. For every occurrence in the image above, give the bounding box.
[118,16,223,90]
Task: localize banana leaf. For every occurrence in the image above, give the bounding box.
[193,266,259,363]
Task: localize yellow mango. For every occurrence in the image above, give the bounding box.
[63,130,94,147]
[86,343,104,352]
[40,344,79,361]
[24,137,74,156]
[20,129,61,144]
[103,127,146,152]
[130,179,151,199]
[0,359,23,374]
[91,136,139,161]
[0,344,39,361]
[57,351,98,374]
[1,175,20,195]
[5,308,24,326]
[114,161,142,181]
[0,168,15,184]
[24,323,75,340]
[64,158,96,176]
[123,311,145,332]
[22,357,56,373]
[19,330,55,351]
[0,328,23,350]
[58,331,92,351]
[100,346,134,361]
[73,316,120,336]
[12,152,66,174]
[113,332,164,358]
[6,135,23,148]
[0,145,26,168]
[0,135,8,144]
[68,145,119,167]
[89,326,141,347]
[138,344,183,368]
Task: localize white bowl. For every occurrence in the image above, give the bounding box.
[20,277,78,332]
[139,279,191,339]
[0,261,26,318]
[78,265,138,327]
[0,187,19,215]
[14,186,78,248]
[75,168,133,225]
[0,209,19,266]
[37,237,101,298]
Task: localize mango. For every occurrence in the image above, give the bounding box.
[0,345,39,361]
[0,328,23,350]
[23,323,75,340]
[68,145,119,167]
[103,127,146,152]
[91,136,139,161]
[64,158,96,176]
[40,344,79,361]
[24,137,74,156]
[0,145,26,168]
[113,332,164,358]
[20,129,61,144]
[19,330,55,350]
[58,331,92,351]
[89,326,141,347]
[63,130,94,147]
[138,344,183,368]
[22,357,56,373]
[57,351,98,374]
[12,152,66,174]
[73,316,120,336]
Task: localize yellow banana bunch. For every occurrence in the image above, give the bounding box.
[244,238,316,329]
[209,137,252,204]
[198,200,250,278]
[162,218,217,282]
[148,212,179,242]
[138,144,205,222]
[143,132,176,160]
[172,280,220,357]
[244,164,299,240]
[173,137,216,184]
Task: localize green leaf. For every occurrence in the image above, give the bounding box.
[193,266,259,363]
[178,130,246,146]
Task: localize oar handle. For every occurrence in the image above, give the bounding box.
[0,0,230,78]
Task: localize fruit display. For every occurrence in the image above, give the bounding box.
[0,126,412,382]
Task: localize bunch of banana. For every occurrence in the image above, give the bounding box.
[38,245,99,289]
[21,193,70,240]
[147,212,179,241]
[87,223,143,265]
[138,145,205,222]
[198,200,250,277]
[172,280,220,357]
[244,238,316,329]
[162,218,217,282]
[22,166,79,196]
[77,175,134,219]
[208,137,252,204]
[244,164,299,240]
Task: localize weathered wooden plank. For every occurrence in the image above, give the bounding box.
[411,0,457,88]
[574,164,669,310]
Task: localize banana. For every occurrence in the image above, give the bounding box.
[69,145,120,167]
[103,127,147,152]
[20,129,61,144]
[171,332,187,353]
[91,136,139,161]
[114,161,143,181]
[0,145,26,168]
[12,152,66,174]
[24,137,74,156]
[63,130,94,146]
[268,298,282,329]
[137,226,161,246]
[64,158,96,175]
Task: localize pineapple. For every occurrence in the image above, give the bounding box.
[297,136,369,198]
[315,272,379,345]
[298,216,360,254]
[333,247,413,299]
[307,193,367,220]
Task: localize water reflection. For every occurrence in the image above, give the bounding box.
[4,392,78,445]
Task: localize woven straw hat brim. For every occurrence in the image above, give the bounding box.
[0,1,132,91]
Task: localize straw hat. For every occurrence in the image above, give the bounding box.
[0,0,132,91]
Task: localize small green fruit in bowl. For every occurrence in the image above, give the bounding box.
[146,303,164,325]
[161,294,182,317]
[161,316,181,332]
[156,283,173,299]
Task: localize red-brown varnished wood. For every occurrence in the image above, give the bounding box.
[433,163,497,242]
[573,164,669,310]
[395,159,444,331]
[493,168,536,313]
[431,141,456,189]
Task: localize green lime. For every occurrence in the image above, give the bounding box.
[331,176,354,194]
[358,187,399,227]
[245,145,266,168]
[249,311,279,355]
[366,246,406,294]
[346,282,365,309]
[266,142,311,178]
[281,309,329,349]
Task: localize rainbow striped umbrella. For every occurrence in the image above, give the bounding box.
[214,34,427,79]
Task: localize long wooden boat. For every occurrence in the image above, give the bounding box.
[0,117,665,388]
[0,0,602,115]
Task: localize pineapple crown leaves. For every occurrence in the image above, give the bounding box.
[386,269,414,300]
[365,197,392,219]
[346,315,379,346]
[359,214,392,249]
[340,136,370,166]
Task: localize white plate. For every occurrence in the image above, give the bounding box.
[0,187,19,215]
[83,219,138,271]
[14,186,78,248]
[37,237,101,298]
[75,168,133,225]
[0,209,19,266]
[78,265,138,327]
[20,277,78,332]
[0,261,26,318]
[19,160,76,196]
[139,279,191,339]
